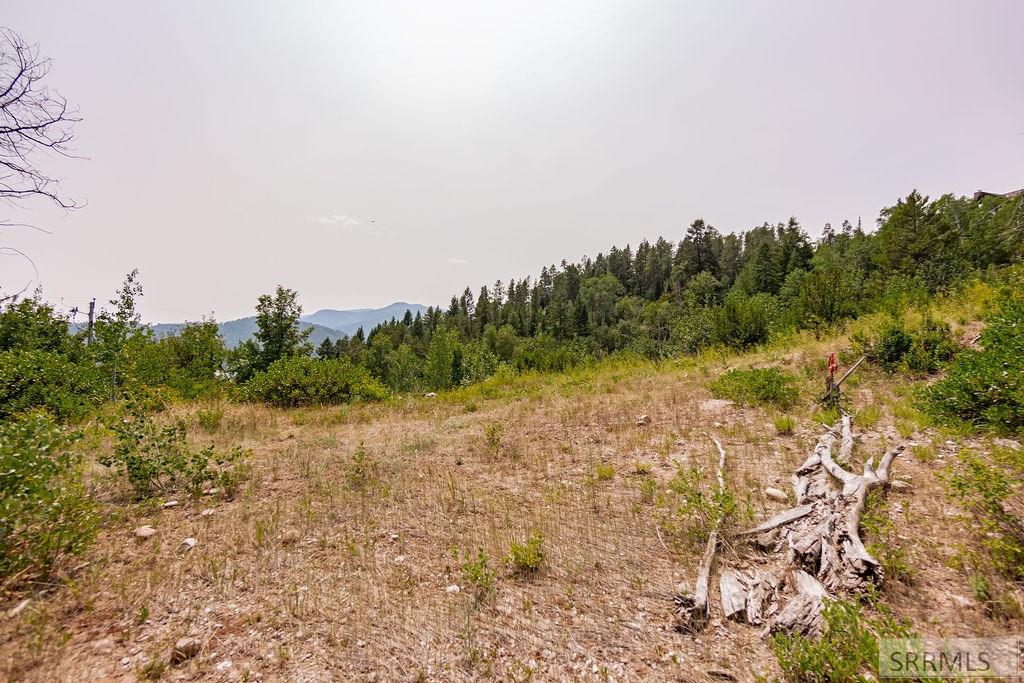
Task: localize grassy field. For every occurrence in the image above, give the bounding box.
[2,298,1020,682]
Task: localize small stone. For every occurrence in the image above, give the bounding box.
[388,533,399,543]
[394,555,405,564]
[163,500,179,509]
[135,525,157,539]
[177,537,197,553]
[281,529,301,544]
[200,508,214,517]
[994,438,1021,451]
[7,598,30,618]
[92,637,116,654]
[635,415,651,426]
[171,637,202,663]
[890,480,911,491]
[424,392,437,398]
[764,487,789,503]
[214,659,233,671]
[203,487,219,496]
[445,584,461,594]
[951,594,972,608]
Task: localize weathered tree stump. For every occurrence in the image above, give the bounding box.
[673,415,903,638]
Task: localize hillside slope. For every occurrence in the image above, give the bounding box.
[3,309,1019,681]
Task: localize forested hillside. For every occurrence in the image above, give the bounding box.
[323,189,1022,394]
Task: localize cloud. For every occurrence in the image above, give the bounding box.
[315,213,361,228]
[448,257,469,265]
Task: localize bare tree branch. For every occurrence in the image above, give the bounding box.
[0,27,81,211]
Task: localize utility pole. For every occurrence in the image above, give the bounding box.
[86,298,95,346]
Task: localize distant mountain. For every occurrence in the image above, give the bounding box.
[149,302,429,349]
[301,302,429,336]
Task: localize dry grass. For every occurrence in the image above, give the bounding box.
[1,324,1019,681]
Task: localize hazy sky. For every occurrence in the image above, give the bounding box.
[3,1,1022,323]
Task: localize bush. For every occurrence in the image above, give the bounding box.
[103,403,248,499]
[0,412,98,584]
[508,532,545,574]
[245,355,388,407]
[454,547,496,604]
[857,316,957,374]
[0,349,104,421]
[923,298,1024,433]
[714,292,781,349]
[709,367,799,409]
[771,596,912,683]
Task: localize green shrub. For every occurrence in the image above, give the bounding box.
[245,355,388,407]
[923,298,1024,433]
[103,403,248,499]
[857,316,957,374]
[714,292,781,349]
[194,406,224,431]
[661,464,738,547]
[771,596,913,683]
[0,349,104,421]
[709,367,799,409]
[942,449,1024,580]
[0,412,98,584]
[508,532,545,574]
[454,547,496,604]
[593,462,616,481]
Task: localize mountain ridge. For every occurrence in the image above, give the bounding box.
[150,302,428,349]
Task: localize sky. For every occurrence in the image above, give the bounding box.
[2,1,1022,323]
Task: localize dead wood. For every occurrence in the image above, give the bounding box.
[673,414,904,639]
[673,435,728,632]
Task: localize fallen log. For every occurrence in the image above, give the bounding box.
[673,435,728,633]
[672,414,904,639]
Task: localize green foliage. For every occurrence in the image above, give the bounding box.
[0,349,104,421]
[856,315,957,374]
[454,547,496,604]
[345,443,379,492]
[593,462,615,481]
[774,415,795,436]
[923,298,1024,433]
[483,422,503,455]
[942,448,1024,581]
[245,355,387,407]
[714,291,780,348]
[662,464,738,546]
[508,531,545,574]
[103,403,248,499]
[423,327,461,391]
[92,269,150,394]
[709,367,799,409]
[0,412,99,584]
[771,596,913,683]
[194,405,224,431]
[230,286,312,382]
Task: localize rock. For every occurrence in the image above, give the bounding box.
[754,529,780,550]
[890,480,911,491]
[7,598,30,618]
[170,637,202,663]
[424,392,437,398]
[635,414,651,426]
[952,594,973,608]
[203,487,219,496]
[214,660,233,671]
[163,500,179,509]
[91,637,116,654]
[995,438,1021,451]
[177,537,197,553]
[764,487,789,503]
[699,399,734,413]
[281,529,301,544]
[200,508,214,517]
[135,525,157,539]
[445,584,461,594]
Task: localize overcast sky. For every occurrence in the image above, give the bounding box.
[3,1,1021,323]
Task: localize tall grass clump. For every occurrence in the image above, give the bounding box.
[708,367,799,409]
